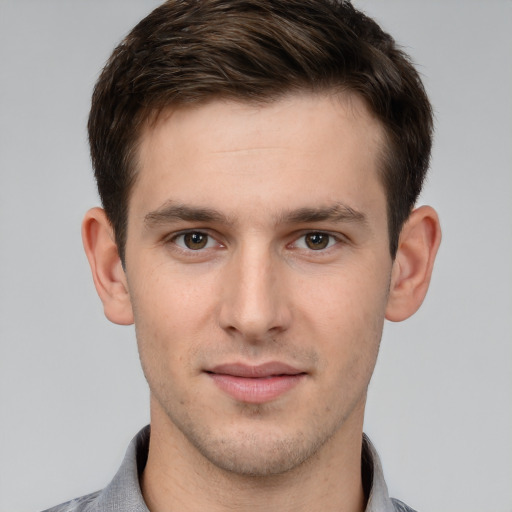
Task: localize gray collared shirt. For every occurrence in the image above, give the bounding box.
[42,426,417,512]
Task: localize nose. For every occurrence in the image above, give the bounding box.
[218,243,291,342]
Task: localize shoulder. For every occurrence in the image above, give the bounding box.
[41,491,102,512]
[40,426,150,512]
[391,497,418,512]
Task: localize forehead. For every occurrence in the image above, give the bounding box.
[132,92,387,224]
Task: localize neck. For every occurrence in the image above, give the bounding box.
[141,401,366,512]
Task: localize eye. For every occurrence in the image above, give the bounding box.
[173,231,217,250]
[294,232,337,251]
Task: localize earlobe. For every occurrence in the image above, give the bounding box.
[82,207,134,325]
[385,205,442,322]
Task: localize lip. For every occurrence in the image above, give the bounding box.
[205,362,306,404]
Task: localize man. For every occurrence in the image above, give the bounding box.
[45,1,441,511]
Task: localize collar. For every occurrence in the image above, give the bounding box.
[362,434,401,512]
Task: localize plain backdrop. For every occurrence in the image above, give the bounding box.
[1,1,511,511]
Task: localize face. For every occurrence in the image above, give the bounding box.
[124,93,393,476]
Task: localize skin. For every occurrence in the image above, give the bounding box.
[83,92,441,512]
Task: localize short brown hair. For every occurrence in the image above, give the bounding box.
[88,0,433,262]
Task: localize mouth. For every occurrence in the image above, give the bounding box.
[205,362,307,404]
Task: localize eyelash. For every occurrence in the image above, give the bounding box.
[167,230,343,253]
[291,232,339,251]
[169,231,222,252]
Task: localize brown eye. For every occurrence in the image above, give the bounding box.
[304,233,330,250]
[183,232,209,250]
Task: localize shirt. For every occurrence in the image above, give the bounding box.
[42,426,417,512]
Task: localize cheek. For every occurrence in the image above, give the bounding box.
[129,266,218,380]
[295,262,390,331]
[293,263,389,373]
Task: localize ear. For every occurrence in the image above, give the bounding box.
[385,205,441,322]
[82,207,134,325]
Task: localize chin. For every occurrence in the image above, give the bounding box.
[184,425,329,477]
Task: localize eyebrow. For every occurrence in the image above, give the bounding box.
[144,201,367,228]
[144,202,231,228]
[279,204,367,225]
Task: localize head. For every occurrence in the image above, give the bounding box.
[83,0,441,485]
[88,0,433,263]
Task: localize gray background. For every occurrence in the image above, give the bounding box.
[1,1,511,511]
